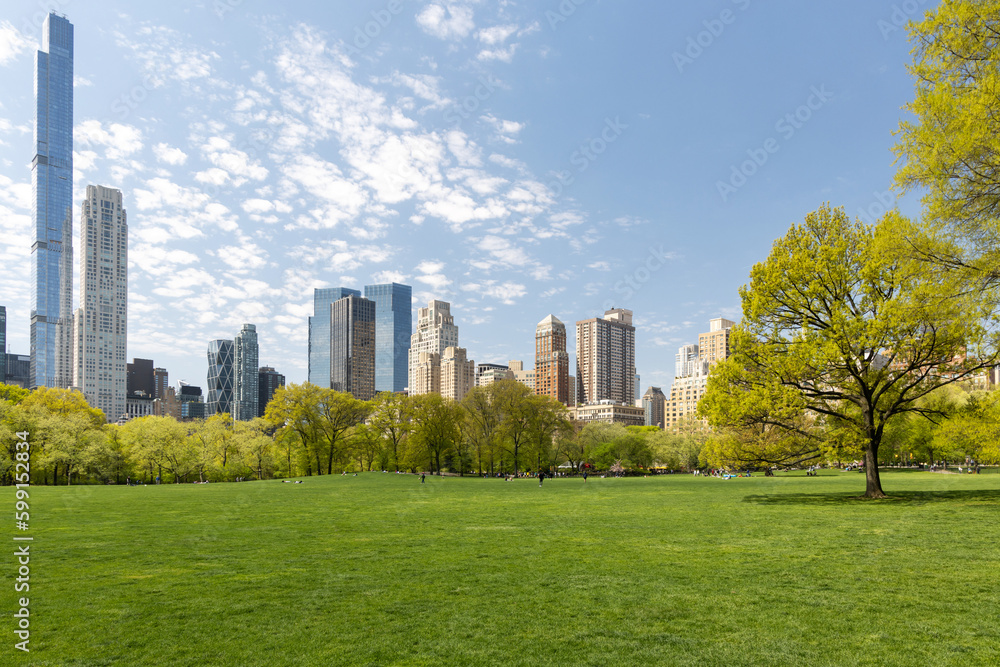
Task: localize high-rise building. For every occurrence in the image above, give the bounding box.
[258,366,285,417]
[576,308,636,407]
[5,354,30,388]
[635,373,641,407]
[308,287,360,388]
[476,363,510,386]
[440,347,475,401]
[675,344,705,378]
[153,367,168,399]
[127,358,154,397]
[234,324,259,420]
[178,382,206,421]
[535,315,570,405]
[74,185,127,422]
[207,339,235,416]
[408,300,459,395]
[698,318,735,367]
[0,306,6,384]
[363,283,411,393]
[642,386,667,429]
[154,386,180,420]
[508,360,536,391]
[30,13,75,390]
[331,296,376,400]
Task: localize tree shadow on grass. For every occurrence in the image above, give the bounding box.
[743,489,1000,506]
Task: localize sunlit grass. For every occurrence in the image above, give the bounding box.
[16,470,1000,666]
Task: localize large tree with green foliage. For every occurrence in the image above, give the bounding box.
[894,0,1000,274]
[701,205,1000,497]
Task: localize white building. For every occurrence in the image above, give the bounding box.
[74,185,127,422]
[408,300,460,395]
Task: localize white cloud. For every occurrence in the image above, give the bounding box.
[478,235,531,266]
[477,24,518,45]
[200,136,268,181]
[0,22,31,67]
[153,143,188,165]
[416,4,476,40]
[75,120,144,161]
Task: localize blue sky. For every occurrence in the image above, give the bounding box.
[0,0,928,392]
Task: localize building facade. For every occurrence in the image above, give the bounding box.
[5,355,30,388]
[363,283,411,393]
[258,366,285,417]
[74,185,127,422]
[570,401,645,427]
[698,318,735,368]
[30,13,75,390]
[234,324,259,420]
[642,386,667,429]
[308,287,360,388]
[576,308,636,407]
[478,365,515,387]
[408,300,460,395]
[331,296,376,400]
[178,383,206,421]
[440,347,475,401]
[207,339,235,416]
[535,315,570,405]
[153,367,168,400]
[127,358,154,397]
[508,359,536,391]
[0,306,6,384]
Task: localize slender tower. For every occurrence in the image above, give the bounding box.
[30,13,75,389]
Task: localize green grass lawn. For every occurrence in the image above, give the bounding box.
[8,471,1000,666]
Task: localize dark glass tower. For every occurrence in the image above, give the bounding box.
[330,295,376,400]
[0,306,6,384]
[207,339,235,416]
[308,287,361,388]
[363,283,411,393]
[30,13,74,389]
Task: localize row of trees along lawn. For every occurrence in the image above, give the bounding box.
[0,380,707,485]
[698,0,1000,497]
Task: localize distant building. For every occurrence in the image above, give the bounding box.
[568,375,577,407]
[675,344,702,378]
[508,360,536,391]
[535,315,570,405]
[364,283,411,393]
[5,354,30,388]
[408,300,460,396]
[258,367,285,417]
[698,318,735,368]
[308,287,360,388]
[153,367,168,400]
[576,308,636,407]
[476,363,510,386]
[440,347,475,401]
[127,359,154,397]
[178,383,206,421]
[125,391,154,421]
[642,387,667,429]
[73,185,128,422]
[331,295,376,400]
[207,339,235,416]
[154,385,180,420]
[234,324,259,420]
[570,401,645,427]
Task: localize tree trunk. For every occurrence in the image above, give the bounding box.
[864,444,885,498]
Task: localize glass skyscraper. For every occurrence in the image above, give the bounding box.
[330,295,376,400]
[364,283,412,393]
[207,339,235,416]
[308,287,360,388]
[30,13,75,389]
[0,306,6,385]
[233,324,259,421]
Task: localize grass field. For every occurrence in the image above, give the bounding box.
[9,471,1000,666]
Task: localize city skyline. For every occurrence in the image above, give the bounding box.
[0,3,924,391]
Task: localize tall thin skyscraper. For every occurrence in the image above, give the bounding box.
[257,366,285,417]
[330,296,376,400]
[576,308,636,406]
[535,315,570,405]
[308,287,360,388]
[207,339,235,416]
[363,283,412,393]
[74,185,127,422]
[234,324,259,421]
[408,300,460,395]
[30,13,74,389]
[0,306,6,385]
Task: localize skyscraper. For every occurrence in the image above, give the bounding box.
[153,367,169,399]
[535,315,570,405]
[74,185,127,422]
[576,308,636,406]
[207,339,235,416]
[234,324,259,421]
[408,300,459,395]
[308,287,360,388]
[440,347,475,401]
[330,296,376,400]
[30,13,74,390]
[698,318,735,367]
[258,366,285,417]
[363,283,412,393]
[127,358,154,397]
[642,386,666,429]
